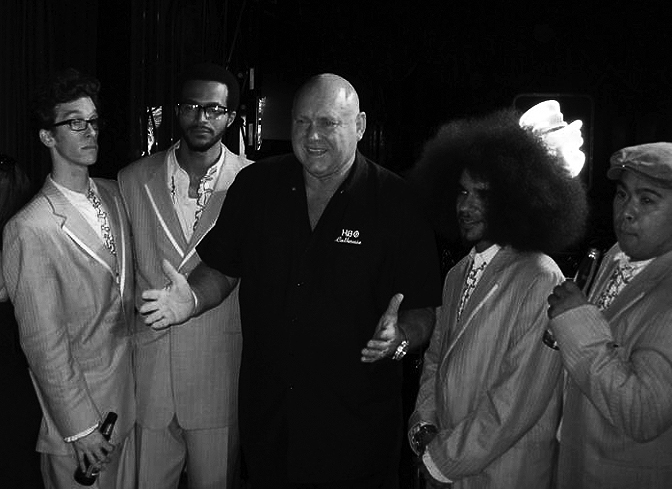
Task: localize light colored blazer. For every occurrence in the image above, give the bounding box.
[552,244,672,488]
[117,145,252,429]
[410,247,563,489]
[2,177,135,455]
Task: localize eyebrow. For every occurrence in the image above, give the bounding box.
[618,181,665,198]
[58,109,97,119]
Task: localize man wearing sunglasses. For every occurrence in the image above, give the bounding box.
[118,62,252,488]
[2,68,136,487]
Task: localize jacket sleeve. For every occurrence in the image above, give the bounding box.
[2,218,99,438]
[409,303,444,433]
[426,272,562,480]
[551,302,672,442]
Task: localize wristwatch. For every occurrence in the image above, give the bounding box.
[412,424,438,454]
[392,339,409,361]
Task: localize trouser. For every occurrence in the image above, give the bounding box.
[41,431,136,489]
[136,416,240,489]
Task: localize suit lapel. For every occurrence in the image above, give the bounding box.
[144,156,189,259]
[183,147,246,269]
[445,248,514,358]
[604,250,672,326]
[42,178,117,278]
[96,182,127,290]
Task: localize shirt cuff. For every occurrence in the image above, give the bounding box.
[64,423,99,443]
[423,450,452,483]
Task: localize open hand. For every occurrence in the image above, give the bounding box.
[361,293,404,362]
[140,259,195,329]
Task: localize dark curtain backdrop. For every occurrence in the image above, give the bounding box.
[0,0,249,188]
[1,1,98,191]
[1,1,671,210]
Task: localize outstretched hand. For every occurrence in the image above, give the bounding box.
[140,259,195,329]
[361,293,405,363]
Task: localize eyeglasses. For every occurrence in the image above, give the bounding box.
[52,117,102,132]
[177,103,229,120]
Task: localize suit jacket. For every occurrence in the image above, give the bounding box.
[2,177,135,455]
[118,144,252,429]
[552,244,672,488]
[410,247,563,489]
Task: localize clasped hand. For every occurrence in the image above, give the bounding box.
[73,429,115,475]
[547,280,588,319]
[361,293,405,363]
[140,259,195,330]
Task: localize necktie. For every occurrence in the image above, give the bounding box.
[595,261,633,310]
[193,163,218,231]
[86,188,117,256]
[457,260,487,320]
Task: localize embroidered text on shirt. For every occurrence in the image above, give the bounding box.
[335,228,362,245]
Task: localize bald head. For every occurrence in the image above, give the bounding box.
[291,73,366,182]
[293,73,361,116]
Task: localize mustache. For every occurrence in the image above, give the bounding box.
[186,124,214,134]
[458,213,481,222]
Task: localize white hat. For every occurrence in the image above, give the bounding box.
[519,100,585,178]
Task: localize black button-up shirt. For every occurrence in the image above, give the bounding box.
[198,152,441,483]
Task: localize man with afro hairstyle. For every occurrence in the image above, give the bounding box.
[408,107,588,488]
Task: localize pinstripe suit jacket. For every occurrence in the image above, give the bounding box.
[1,177,135,455]
[552,244,672,488]
[410,247,563,488]
[117,144,252,429]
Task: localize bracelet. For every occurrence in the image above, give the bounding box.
[392,339,409,361]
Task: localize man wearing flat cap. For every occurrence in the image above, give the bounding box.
[548,142,672,488]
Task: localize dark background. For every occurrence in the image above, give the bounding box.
[2,1,671,200]
[1,1,670,485]
[1,1,670,318]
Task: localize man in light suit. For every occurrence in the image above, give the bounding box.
[2,68,135,488]
[138,73,441,488]
[118,62,252,488]
[407,108,588,488]
[548,142,672,488]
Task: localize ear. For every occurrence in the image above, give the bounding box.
[356,111,366,141]
[225,111,237,128]
[39,129,56,148]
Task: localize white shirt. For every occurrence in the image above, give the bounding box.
[166,141,226,241]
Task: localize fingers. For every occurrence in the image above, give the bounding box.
[384,293,404,317]
[361,339,393,362]
[161,259,183,283]
[141,288,165,302]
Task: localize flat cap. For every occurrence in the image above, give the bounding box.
[608,142,672,188]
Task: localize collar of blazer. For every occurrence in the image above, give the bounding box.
[596,245,672,324]
[42,177,120,280]
[142,144,238,271]
[444,246,515,357]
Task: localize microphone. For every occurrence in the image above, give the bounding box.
[543,248,601,350]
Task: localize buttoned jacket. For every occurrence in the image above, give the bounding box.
[410,247,563,488]
[2,177,135,454]
[118,145,252,429]
[552,244,672,488]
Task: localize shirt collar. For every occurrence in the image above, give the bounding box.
[469,243,501,269]
[613,250,653,275]
[166,141,226,186]
[50,174,97,198]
